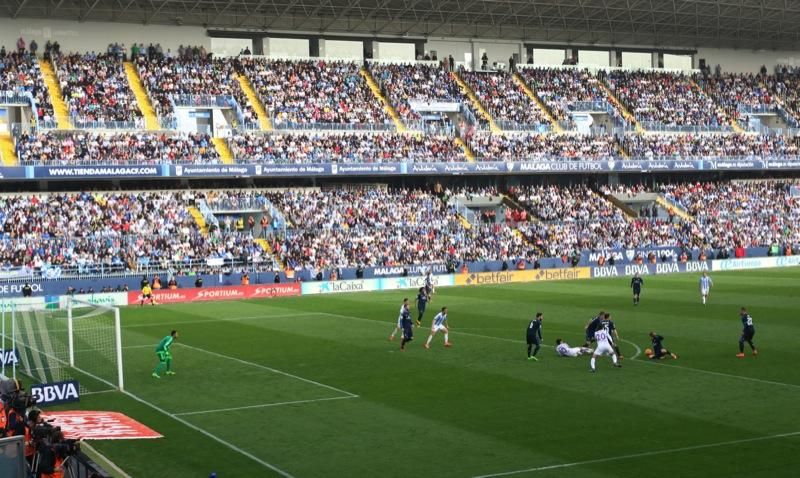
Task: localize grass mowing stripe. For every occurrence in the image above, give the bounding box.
[628,356,800,390]
[471,430,800,477]
[173,396,359,416]
[317,312,800,391]
[121,312,310,329]
[174,342,358,398]
[119,389,296,478]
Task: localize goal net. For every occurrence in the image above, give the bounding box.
[0,298,124,393]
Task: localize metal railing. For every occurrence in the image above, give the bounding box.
[636,121,735,133]
[493,119,552,133]
[0,91,34,105]
[271,119,396,131]
[69,117,144,130]
[170,94,238,108]
[570,100,611,112]
[738,104,778,115]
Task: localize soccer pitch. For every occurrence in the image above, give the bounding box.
[67,267,800,477]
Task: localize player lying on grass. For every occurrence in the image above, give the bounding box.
[555,338,593,357]
[645,332,678,360]
[152,330,178,378]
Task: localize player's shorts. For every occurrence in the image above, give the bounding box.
[527,335,540,345]
[700,287,709,295]
[742,328,755,340]
[432,324,447,333]
[585,332,596,343]
[156,351,170,362]
[632,287,641,295]
[417,304,426,314]
[594,343,615,356]
[425,285,433,294]
[143,293,152,299]
[402,326,413,340]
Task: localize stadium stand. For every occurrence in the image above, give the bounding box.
[228,132,463,163]
[239,58,389,128]
[459,71,550,129]
[369,63,463,121]
[13,131,220,164]
[54,52,143,128]
[0,50,55,123]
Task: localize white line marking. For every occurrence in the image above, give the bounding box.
[6,336,296,477]
[81,442,134,478]
[319,312,800,390]
[620,339,642,360]
[629,357,800,390]
[174,395,359,417]
[175,342,358,398]
[120,389,296,478]
[81,389,118,396]
[471,430,800,477]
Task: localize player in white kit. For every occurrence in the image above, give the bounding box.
[555,339,593,357]
[424,307,452,349]
[590,326,621,372]
[699,272,713,305]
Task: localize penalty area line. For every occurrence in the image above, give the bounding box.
[175,342,358,398]
[120,389,296,478]
[174,395,359,417]
[472,430,800,477]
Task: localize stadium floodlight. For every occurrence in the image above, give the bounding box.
[0,298,124,392]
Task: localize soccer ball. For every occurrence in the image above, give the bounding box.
[644,348,654,357]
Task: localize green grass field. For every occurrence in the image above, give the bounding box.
[62,267,800,477]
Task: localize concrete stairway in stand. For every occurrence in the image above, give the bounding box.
[211,137,235,165]
[598,79,644,133]
[39,59,72,129]
[512,72,563,133]
[451,71,501,134]
[0,134,18,166]
[235,73,272,131]
[361,68,406,132]
[689,76,745,133]
[188,207,209,236]
[655,196,694,221]
[123,62,159,130]
[454,137,476,162]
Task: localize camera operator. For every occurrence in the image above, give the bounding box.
[33,425,80,478]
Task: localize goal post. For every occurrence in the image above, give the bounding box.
[0,298,124,392]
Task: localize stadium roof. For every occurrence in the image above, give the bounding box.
[5,0,800,50]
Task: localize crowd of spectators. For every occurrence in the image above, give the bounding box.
[14,131,219,165]
[622,134,800,158]
[240,59,388,126]
[0,191,269,276]
[694,72,775,124]
[0,48,54,123]
[660,181,800,250]
[55,53,142,126]
[265,189,532,270]
[135,56,255,125]
[370,63,463,120]
[607,70,729,126]
[521,68,609,121]
[228,132,463,163]
[459,71,549,127]
[762,66,800,124]
[469,133,620,161]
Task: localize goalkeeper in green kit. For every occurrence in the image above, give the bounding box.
[152,330,178,378]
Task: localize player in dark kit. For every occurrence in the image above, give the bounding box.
[526,312,543,361]
[399,304,414,351]
[736,307,758,358]
[646,332,678,360]
[630,273,644,305]
[415,287,429,327]
[584,311,604,347]
[600,313,623,359]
